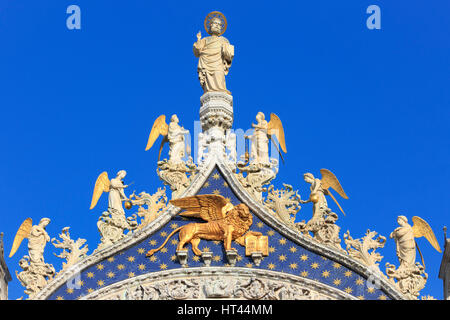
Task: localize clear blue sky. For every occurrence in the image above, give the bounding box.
[0,0,449,299]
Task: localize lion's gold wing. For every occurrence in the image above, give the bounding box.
[412,216,442,253]
[9,218,33,258]
[320,169,348,199]
[145,115,169,151]
[267,113,287,153]
[170,195,230,221]
[89,172,110,210]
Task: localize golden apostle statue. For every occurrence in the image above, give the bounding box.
[193,12,234,94]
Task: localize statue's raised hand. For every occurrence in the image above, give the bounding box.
[196,31,202,41]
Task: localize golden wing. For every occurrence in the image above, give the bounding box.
[320,169,348,199]
[145,115,169,151]
[170,194,230,221]
[412,216,442,253]
[89,172,110,210]
[9,218,33,258]
[267,113,287,153]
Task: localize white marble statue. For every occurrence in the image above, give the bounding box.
[167,115,189,164]
[193,13,234,94]
[248,112,270,166]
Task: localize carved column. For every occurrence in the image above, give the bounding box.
[199,92,233,158]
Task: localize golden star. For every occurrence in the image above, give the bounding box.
[311,262,319,269]
[127,256,136,262]
[106,272,115,279]
[289,246,297,253]
[159,263,168,270]
[345,287,353,294]
[137,248,146,254]
[367,287,375,294]
[127,272,135,278]
[96,264,104,271]
[66,288,74,294]
[322,270,330,278]
[301,270,309,277]
[212,173,220,180]
[117,264,125,270]
[87,272,95,279]
[268,263,276,270]
[300,254,308,261]
[213,189,221,195]
[107,257,115,263]
[278,255,287,262]
[138,264,146,271]
[97,280,105,287]
[344,271,352,277]
[289,263,298,270]
[333,278,342,286]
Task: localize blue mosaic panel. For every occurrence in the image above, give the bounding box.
[48,167,391,300]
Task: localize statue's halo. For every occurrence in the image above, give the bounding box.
[204,11,227,36]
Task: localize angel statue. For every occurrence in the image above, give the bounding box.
[9,218,56,297]
[90,170,130,214]
[90,171,138,250]
[296,169,348,250]
[386,216,441,299]
[146,114,189,165]
[193,11,234,94]
[245,112,287,167]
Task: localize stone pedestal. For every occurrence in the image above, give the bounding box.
[176,250,188,267]
[201,251,213,267]
[225,250,238,266]
[250,252,263,267]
